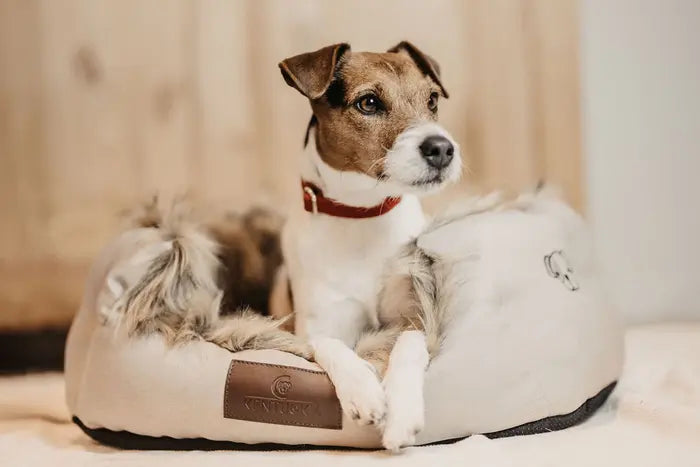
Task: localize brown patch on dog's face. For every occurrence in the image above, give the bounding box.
[280,43,447,178]
[312,52,442,176]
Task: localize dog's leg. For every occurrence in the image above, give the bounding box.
[312,335,387,426]
[296,282,388,426]
[381,330,429,452]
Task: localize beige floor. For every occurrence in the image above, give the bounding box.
[1,323,699,466]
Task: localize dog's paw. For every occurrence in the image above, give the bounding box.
[312,337,386,426]
[380,330,428,452]
[336,358,386,426]
[381,397,424,452]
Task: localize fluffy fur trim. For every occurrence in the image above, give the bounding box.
[101,198,311,359]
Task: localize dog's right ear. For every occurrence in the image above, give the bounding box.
[279,43,350,100]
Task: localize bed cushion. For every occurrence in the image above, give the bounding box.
[65,195,623,448]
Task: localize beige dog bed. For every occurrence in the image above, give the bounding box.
[65,199,623,449]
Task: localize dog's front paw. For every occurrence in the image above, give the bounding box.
[336,358,386,426]
[312,337,386,426]
[381,396,424,452]
[380,330,428,452]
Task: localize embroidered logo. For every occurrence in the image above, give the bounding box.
[544,250,579,291]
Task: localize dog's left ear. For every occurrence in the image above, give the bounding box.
[279,43,351,100]
[388,41,448,98]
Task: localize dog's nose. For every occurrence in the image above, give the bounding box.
[419,135,454,169]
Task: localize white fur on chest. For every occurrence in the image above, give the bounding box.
[283,194,425,343]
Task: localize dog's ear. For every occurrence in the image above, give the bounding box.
[388,41,448,98]
[279,43,350,100]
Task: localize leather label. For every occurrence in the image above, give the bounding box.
[223,360,342,430]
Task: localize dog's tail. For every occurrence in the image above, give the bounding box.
[104,197,310,359]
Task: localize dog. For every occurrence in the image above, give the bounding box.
[278,41,462,450]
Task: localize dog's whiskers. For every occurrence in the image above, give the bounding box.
[365,156,388,178]
[461,161,472,176]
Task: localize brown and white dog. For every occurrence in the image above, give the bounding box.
[278,42,462,450]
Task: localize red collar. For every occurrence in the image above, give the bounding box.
[301,180,401,219]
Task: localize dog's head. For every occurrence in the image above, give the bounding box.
[279,42,462,196]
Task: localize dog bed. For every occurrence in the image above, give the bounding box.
[65,194,623,449]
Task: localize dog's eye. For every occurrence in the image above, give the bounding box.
[355,94,383,115]
[428,92,439,112]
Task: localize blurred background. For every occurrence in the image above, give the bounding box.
[0,0,698,369]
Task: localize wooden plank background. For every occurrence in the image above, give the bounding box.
[0,0,582,329]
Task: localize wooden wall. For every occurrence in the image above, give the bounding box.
[0,0,582,329]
